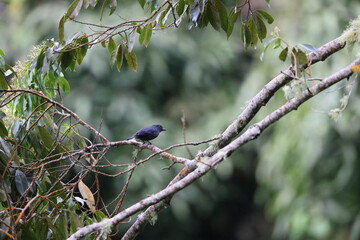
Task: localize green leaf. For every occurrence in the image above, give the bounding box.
[100,0,109,21]
[294,49,308,65]
[0,49,4,56]
[38,126,54,150]
[248,18,258,46]
[138,27,144,44]
[43,113,57,131]
[5,63,18,78]
[75,50,84,65]
[263,37,277,49]
[241,24,251,47]
[69,59,76,72]
[22,216,48,240]
[35,50,45,71]
[58,16,66,42]
[0,120,8,137]
[150,0,159,12]
[279,47,288,62]
[0,71,8,90]
[207,2,220,31]
[34,217,48,240]
[0,137,11,160]
[273,38,282,49]
[108,37,117,67]
[59,51,75,70]
[75,36,89,64]
[176,0,186,16]
[198,6,209,28]
[109,0,117,15]
[139,24,153,47]
[55,213,68,240]
[125,48,138,72]
[94,210,108,221]
[66,0,83,19]
[138,0,146,8]
[15,170,29,195]
[255,15,267,41]
[256,9,274,24]
[227,8,240,38]
[108,37,116,55]
[159,5,172,26]
[155,9,166,25]
[69,211,83,233]
[116,44,124,71]
[215,0,228,32]
[80,37,89,55]
[58,77,70,93]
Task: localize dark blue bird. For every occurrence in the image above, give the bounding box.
[127,125,166,144]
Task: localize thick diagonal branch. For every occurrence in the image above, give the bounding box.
[202,37,345,157]
[120,37,347,240]
[68,54,359,240]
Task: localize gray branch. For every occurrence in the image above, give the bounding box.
[68,39,358,240]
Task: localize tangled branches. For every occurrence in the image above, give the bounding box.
[0,87,221,239]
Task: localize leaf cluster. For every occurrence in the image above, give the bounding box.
[54,0,275,73]
[0,1,276,239]
[0,46,110,239]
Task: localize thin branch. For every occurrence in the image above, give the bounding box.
[61,0,173,52]
[0,89,109,143]
[118,37,349,240]
[201,37,346,158]
[68,52,359,240]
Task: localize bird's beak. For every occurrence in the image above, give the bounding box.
[162,128,166,131]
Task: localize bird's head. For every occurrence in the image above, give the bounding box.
[153,125,166,132]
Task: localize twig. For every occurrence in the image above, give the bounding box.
[0,89,109,143]
[201,37,345,158]
[112,38,350,240]
[68,47,358,240]
[280,70,323,81]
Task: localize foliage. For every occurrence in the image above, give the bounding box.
[54,0,274,72]
[1,0,360,240]
[0,1,274,239]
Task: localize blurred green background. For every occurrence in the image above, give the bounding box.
[1,0,360,239]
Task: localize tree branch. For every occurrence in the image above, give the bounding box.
[120,37,348,240]
[68,49,358,240]
[0,89,109,143]
[202,37,345,157]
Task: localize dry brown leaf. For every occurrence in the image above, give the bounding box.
[78,180,96,213]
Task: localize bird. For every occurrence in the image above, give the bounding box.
[127,125,166,144]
